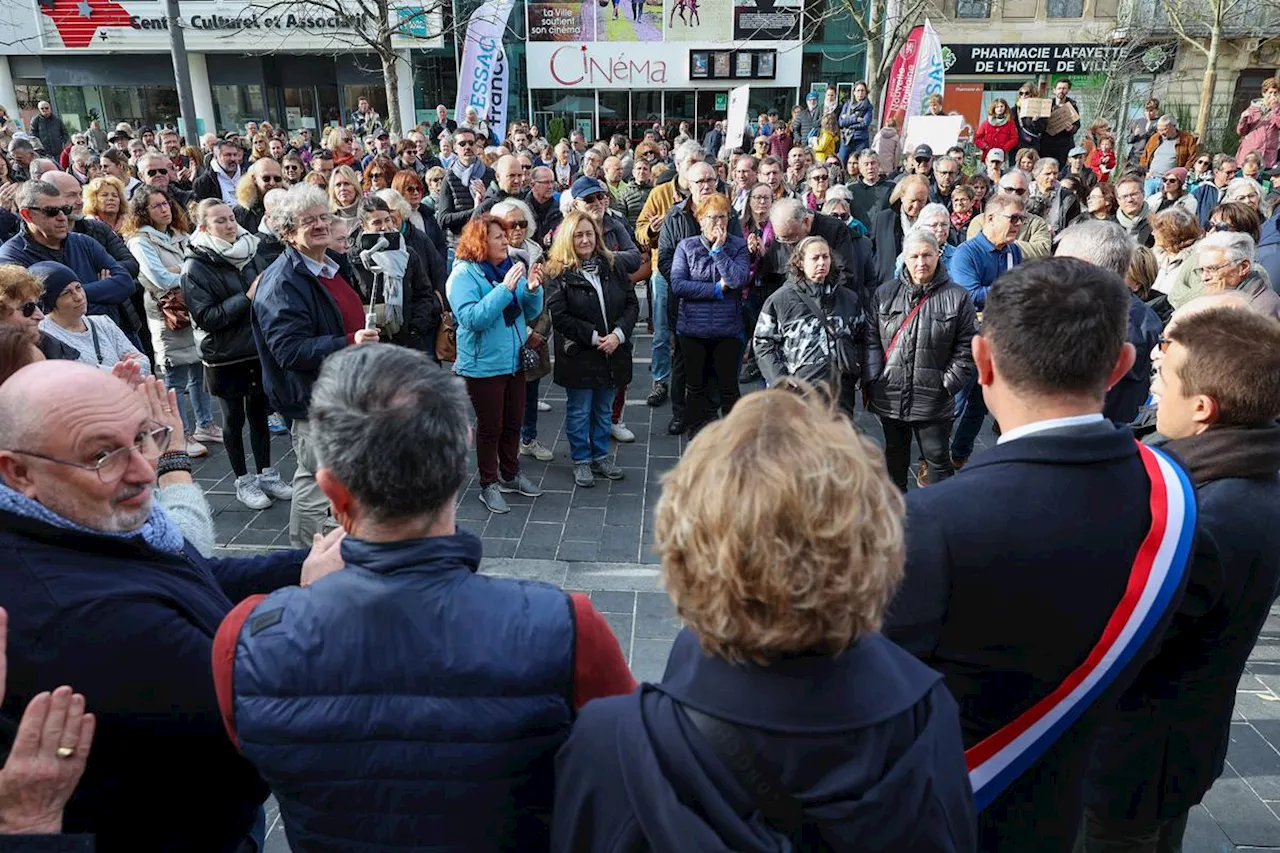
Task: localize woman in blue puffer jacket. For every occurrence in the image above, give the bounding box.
[446,213,546,515]
[671,193,750,435]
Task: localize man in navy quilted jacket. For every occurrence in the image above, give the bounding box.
[214,344,635,852]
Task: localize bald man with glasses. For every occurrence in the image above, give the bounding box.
[963,170,1053,259]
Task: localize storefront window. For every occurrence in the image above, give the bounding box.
[955,0,991,17]
[599,91,630,142]
[633,91,662,133]
[50,86,89,133]
[213,85,267,135]
[16,84,50,132]
[342,86,387,126]
[664,91,695,138]
[532,89,595,144]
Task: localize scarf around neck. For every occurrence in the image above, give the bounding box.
[0,479,185,555]
[989,115,1009,127]
[1117,203,1150,232]
[1160,423,1280,486]
[452,157,484,186]
[191,226,260,270]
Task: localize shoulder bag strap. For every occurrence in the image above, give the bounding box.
[678,704,808,837]
[87,318,104,365]
[884,289,933,363]
[793,288,837,343]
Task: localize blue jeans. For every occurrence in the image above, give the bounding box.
[650,270,671,384]
[564,386,615,463]
[165,362,214,433]
[1144,177,1162,198]
[522,377,541,442]
[950,375,988,460]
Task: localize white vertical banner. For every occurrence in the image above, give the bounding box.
[454,0,517,141]
[906,18,945,123]
[726,85,751,151]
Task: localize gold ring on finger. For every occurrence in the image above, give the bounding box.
[56,746,75,759]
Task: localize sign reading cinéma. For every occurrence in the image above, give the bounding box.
[942,43,1175,76]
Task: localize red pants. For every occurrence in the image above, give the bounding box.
[465,373,526,486]
[612,385,628,424]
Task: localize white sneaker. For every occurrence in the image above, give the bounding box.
[191,424,224,444]
[256,467,294,501]
[610,422,636,443]
[520,439,554,461]
[185,439,208,458]
[235,474,272,510]
[537,400,552,412]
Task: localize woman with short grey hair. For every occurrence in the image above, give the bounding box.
[868,226,978,491]
[1223,176,1266,213]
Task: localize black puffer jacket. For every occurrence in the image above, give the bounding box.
[867,268,977,423]
[181,244,270,366]
[546,257,640,389]
[349,242,441,354]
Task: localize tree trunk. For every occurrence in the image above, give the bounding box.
[1195,30,1220,141]
[866,0,887,102]
[382,48,401,136]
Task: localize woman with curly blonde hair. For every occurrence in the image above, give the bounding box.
[552,389,975,852]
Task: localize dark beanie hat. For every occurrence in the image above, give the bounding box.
[31,261,81,313]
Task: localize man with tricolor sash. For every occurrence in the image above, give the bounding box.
[885,258,1198,852]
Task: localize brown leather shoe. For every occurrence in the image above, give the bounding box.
[917,458,930,486]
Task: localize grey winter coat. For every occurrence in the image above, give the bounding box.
[867,269,977,423]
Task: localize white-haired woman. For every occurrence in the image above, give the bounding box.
[1223,177,1266,214]
[894,202,955,277]
[868,228,977,492]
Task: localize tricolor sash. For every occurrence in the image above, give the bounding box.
[966,441,1197,811]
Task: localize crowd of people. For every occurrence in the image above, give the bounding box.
[0,78,1278,853]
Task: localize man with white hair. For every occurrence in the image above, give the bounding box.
[1055,218,1162,424]
[1197,230,1280,319]
[193,139,244,204]
[135,152,195,208]
[30,100,68,161]
[68,144,98,185]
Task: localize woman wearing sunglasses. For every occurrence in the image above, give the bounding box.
[0,264,78,361]
[361,156,397,194]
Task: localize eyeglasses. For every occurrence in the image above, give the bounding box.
[3,424,172,484]
[297,212,334,228]
[145,168,169,177]
[936,170,959,177]
[690,177,717,186]
[1208,220,1231,231]
[809,174,829,182]
[27,204,73,217]
[1000,186,1027,196]
[506,219,529,229]
[456,139,476,148]
[1163,177,1181,184]
[831,212,851,222]
[148,199,170,211]
[13,300,39,318]
[260,174,284,184]
[1201,259,1241,276]
[998,213,1028,225]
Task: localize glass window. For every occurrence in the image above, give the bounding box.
[212,85,266,135]
[633,91,662,139]
[599,91,630,142]
[956,0,991,17]
[1047,0,1084,16]
[532,89,595,145]
[51,86,89,132]
[664,91,695,139]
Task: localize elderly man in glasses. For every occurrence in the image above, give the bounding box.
[0,179,138,346]
[963,170,1054,259]
[0,359,342,853]
[135,152,196,209]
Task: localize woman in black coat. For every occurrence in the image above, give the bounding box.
[868,228,977,492]
[545,210,639,489]
[182,199,292,510]
[349,195,441,357]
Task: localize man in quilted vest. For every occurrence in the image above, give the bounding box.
[214,344,635,852]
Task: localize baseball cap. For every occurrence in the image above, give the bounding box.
[571,176,608,199]
[376,129,390,139]
[986,149,1005,162]
[913,144,933,160]
[1068,146,1087,158]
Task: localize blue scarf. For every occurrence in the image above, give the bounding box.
[451,157,485,187]
[479,257,522,326]
[0,480,185,555]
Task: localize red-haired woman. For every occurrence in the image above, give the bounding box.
[446,214,547,514]
[361,156,398,193]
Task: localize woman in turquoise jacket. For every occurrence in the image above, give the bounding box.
[446,213,546,514]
